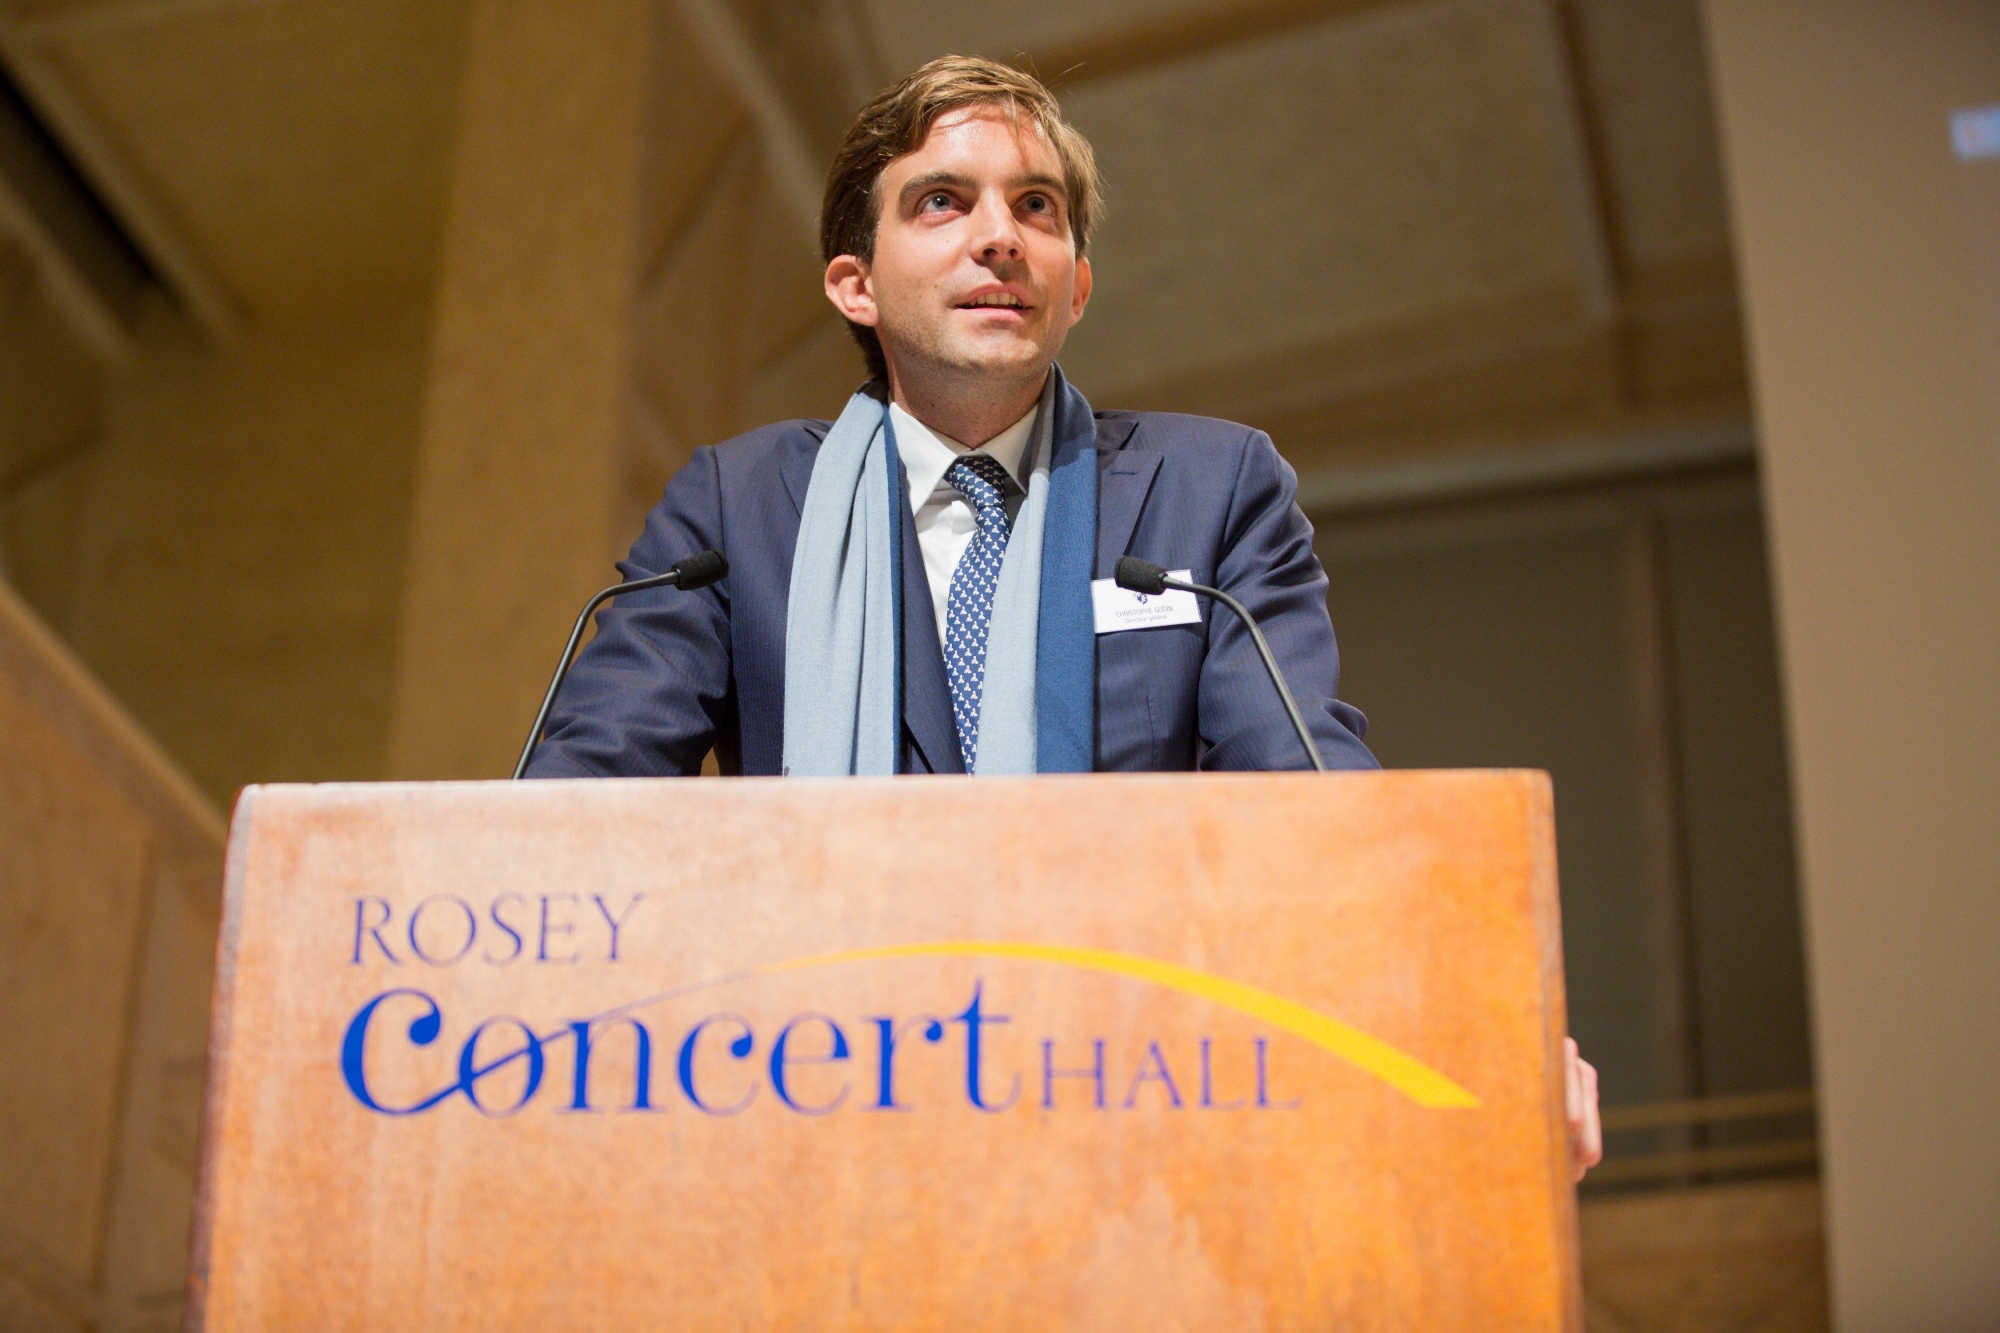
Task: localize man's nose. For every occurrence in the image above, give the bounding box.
[969,192,1024,260]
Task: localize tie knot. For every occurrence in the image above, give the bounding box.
[946,454,1012,508]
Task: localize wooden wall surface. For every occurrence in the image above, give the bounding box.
[0,581,223,1333]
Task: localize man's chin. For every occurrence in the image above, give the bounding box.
[934,337,1059,383]
[880,324,1063,388]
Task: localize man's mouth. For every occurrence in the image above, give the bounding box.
[956,293,1031,311]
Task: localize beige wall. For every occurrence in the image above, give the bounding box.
[2,302,431,807]
[383,0,861,781]
[0,0,856,801]
[95,309,428,801]
[385,0,659,782]
[1700,3,2000,1327]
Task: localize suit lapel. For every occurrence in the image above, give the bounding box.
[897,482,964,774]
[779,422,827,516]
[1094,415,1158,576]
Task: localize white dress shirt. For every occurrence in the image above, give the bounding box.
[890,400,1039,645]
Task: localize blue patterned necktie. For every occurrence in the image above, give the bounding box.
[942,453,1014,771]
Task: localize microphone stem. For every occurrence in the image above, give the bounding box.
[511,568,686,779]
[1163,577,1328,773]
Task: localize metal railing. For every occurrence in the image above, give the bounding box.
[1591,1087,1817,1186]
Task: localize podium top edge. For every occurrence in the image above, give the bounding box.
[237,770,1551,797]
[229,771,1556,826]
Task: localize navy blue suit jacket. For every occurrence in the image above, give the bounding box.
[526,409,1376,776]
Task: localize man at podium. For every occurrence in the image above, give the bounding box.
[516,56,1604,1169]
[526,55,1380,780]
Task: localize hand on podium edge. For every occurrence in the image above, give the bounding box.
[1565,1037,1603,1182]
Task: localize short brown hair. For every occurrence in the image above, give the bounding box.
[821,56,1104,382]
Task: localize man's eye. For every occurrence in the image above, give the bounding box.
[1023,194,1050,213]
[924,193,953,211]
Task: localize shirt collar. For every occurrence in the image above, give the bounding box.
[889,399,1039,513]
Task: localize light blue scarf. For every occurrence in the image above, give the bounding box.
[782,367,1098,775]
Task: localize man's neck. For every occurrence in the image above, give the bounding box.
[887,364,1047,448]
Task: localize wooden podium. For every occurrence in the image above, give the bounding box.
[189,772,1581,1330]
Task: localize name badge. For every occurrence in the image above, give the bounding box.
[1091,571,1202,634]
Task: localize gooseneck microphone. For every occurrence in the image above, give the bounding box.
[511,549,728,780]
[1114,556,1327,773]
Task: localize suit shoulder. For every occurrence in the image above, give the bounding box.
[707,418,831,464]
[647,419,827,516]
[1095,409,1260,453]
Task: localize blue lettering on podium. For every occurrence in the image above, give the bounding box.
[1199,1037,1247,1110]
[864,1015,945,1110]
[677,1014,758,1115]
[1123,1042,1182,1109]
[407,895,478,966]
[769,1013,851,1115]
[349,893,645,968]
[568,1017,655,1111]
[483,893,526,964]
[1041,1039,1106,1109]
[337,981,1300,1120]
[953,982,1020,1112]
[457,1017,545,1116]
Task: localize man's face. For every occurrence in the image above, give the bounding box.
[828,104,1092,387]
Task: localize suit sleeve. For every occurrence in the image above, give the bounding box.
[1196,429,1379,772]
[521,446,734,778]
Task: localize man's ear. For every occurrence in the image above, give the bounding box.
[824,255,878,328]
[1069,255,1093,325]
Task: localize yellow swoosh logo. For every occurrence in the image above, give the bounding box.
[756,941,1478,1109]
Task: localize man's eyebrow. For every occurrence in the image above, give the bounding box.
[1009,171,1068,198]
[898,170,975,206]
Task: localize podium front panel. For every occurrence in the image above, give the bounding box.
[191,772,1579,1330]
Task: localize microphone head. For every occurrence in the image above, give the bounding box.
[1114,556,1170,596]
[670,549,729,590]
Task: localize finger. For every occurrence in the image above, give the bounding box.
[1564,1038,1581,1182]
[1564,1037,1582,1129]
[1564,1038,1596,1183]
[1578,1057,1603,1172]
